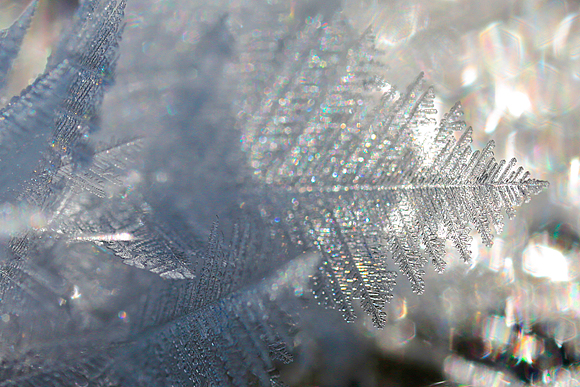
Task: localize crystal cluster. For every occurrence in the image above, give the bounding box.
[0,0,551,386]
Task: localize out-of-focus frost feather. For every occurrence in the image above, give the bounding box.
[0,62,72,202]
[0,0,38,90]
[0,228,319,387]
[56,194,197,280]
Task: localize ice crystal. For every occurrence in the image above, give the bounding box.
[0,0,37,90]
[238,15,548,327]
[0,0,548,386]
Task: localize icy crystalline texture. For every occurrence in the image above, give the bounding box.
[0,1,37,90]
[0,63,72,202]
[0,0,551,385]
[0,0,134,379]
[47,0,125,151]
[54,194,197,280]
[0,293,295,387]
[110,251,318,387]
[18,0,126,214]
[239,15,548,327]
[114,290,297,387]
[0,0,127,213]
[0,225,316,387]
[0,1,305,381]
[1,0,128,327]
[51,138,144,198]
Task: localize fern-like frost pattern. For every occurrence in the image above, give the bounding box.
[239,15,548,327]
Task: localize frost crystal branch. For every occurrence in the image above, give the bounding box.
[238,15,548,327]
[0,0,37,90]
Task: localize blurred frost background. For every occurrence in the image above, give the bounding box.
[1,0,579,385]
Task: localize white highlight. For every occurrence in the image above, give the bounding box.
[71,285,82,300]
[74,232,135,242]
[553,14,576,57]
[523,244,569,282]
[506,91,531,117]
[461,66,477,86]
[569,158,579,197]
[486,85,531,133]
